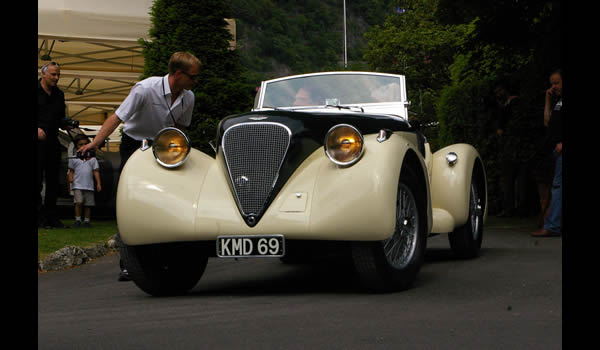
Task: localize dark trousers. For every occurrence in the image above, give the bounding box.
[119,133,147,172]
[37,138,61,221]
[117,133,151,275]
[115,133,146,241]
[500,159,529,216]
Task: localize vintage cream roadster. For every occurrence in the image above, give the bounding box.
[117,72,487,296]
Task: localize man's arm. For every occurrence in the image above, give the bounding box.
[38,128,47,141]
[79,113,121,154]
[67,168,74,192]
[543,88,553,127]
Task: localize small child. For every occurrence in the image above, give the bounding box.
[68,135,102,228]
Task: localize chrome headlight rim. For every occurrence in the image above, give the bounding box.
[152,127,191,168]
[324,123,364,166]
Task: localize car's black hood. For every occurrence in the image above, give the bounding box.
[215,109,414,227]
[218,109,412,143]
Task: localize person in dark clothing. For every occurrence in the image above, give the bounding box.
[38,61,70,228]
[493,80,537,218]
[532,69,563,237]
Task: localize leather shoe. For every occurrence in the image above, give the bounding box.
[47,217,66,228]
[118,270,132,282]
[531,229,561,237]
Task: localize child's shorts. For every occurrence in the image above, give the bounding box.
[73,189,95,206]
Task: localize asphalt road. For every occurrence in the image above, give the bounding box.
[38,217,562,349]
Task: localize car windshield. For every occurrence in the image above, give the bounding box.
[262,73,403,109]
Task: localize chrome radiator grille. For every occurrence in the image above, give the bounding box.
[222,122,291,218]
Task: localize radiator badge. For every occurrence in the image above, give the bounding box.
[234,175,249,187]
[249,116,268,121]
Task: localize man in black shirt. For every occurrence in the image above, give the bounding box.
[532,69,563,237]
[494,79,538,218]
[38,61,68,228]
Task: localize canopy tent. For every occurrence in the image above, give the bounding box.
[38,0,153,130]
[39,0,237,148]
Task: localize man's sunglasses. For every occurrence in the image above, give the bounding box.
[181,70,200,80]
[41,61,60,73]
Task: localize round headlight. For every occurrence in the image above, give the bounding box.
[152,127,191,168]
[324,124,364,166]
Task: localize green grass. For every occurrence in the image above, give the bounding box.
[37,219,117,261]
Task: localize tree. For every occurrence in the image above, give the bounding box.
[433,0,564,214]
[363,0,564,213]
[435,0,565,99]
[140,0,254,153]
[364,0,471,90]
[363,0,473,149]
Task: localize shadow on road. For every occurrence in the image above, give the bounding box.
[190,258,362,296]
[186,245,474,297]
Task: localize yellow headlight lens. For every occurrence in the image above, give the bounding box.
[324,124,364,166]
[152,128,191,168]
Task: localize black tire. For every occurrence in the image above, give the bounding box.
[448,171,484,259]
[352,177,427,292]
[119,240,208,296]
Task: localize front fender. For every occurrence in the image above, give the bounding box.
[117,133,430,245]
[116,148,215,245]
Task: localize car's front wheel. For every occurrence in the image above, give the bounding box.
[352,178,427,292]
[119,239,208,296]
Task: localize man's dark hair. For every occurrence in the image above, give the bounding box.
[168,52,201,75]
[494,77,519,96]
[550,68,563,79]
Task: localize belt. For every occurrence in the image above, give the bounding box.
[121,133,152,150]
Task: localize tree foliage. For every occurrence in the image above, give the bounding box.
[434,1,564,213]
[140,0,254,154]
[364,0,473,91]
[362,0,564,213]
[231,0,397,82]
[362,0,475,149]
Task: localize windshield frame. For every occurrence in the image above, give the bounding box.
[254,72,408,117]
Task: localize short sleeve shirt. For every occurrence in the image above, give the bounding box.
[548,98,563,146]
[115,75,194,141]
[68,157,100,191]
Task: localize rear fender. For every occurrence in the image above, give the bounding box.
[430,144,487,233]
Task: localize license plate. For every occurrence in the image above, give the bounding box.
[216,235,285,258]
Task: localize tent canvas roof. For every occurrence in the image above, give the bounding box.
[38,0,153,126]
[39,0,236,135]
[38,0,153,43]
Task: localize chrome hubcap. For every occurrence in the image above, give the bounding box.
[383,183,418,269]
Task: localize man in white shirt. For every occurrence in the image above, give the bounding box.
[78,51,201,281]
[79,51,201,170]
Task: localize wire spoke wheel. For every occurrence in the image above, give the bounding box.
[383,183,419,269]
[469,182,483,241]
[352,176,426,292]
